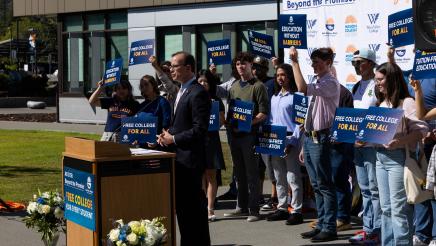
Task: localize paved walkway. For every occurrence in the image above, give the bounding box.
[0,121,360,245]
[0,107,57,114]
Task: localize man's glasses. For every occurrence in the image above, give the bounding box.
[169,64,185,70]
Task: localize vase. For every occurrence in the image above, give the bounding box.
[42,232,60,246]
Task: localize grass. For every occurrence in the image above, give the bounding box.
[0,129,233,202]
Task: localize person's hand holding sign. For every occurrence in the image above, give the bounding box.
[157,129,174,147]
[149,56,159,67]
[272,57,279,70]
[383,138,401,150]
[289,46,299,64]
[209,63,217,75]
[410,79,422,92]
[355,141,367,148]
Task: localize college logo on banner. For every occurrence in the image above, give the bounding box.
[64,167,95,231]
[367,13,381,33]
[120,113,158,145]
[322,17,338,37]
[356,107,404,145]
[208,101,220,132]
[345,15,358,36]
[412,50,436,80]
[129,39,154,66]
[207,39,231,65]
[307,19,318,38]
[255,125,287,156]
[388,8,414,48]
[103,59,123,86]
[331,108,367,144]
[279,14,307,49]
[292,94,309,124]
[248,30,275,59]
[229,99,254,132]
[345,74,358,92]
[345,45,358,62]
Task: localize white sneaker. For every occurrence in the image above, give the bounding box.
[429,240,436,246]
[413,235,428,246]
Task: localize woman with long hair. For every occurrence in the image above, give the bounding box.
[197,69,226,222]
[89,80,139,142]
[374,62,428,245]
[264,63,304,225]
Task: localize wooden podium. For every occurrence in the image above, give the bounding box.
[62,137,176,246]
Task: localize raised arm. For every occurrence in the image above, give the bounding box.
[88,80,104,107]
[410,79,436,120]
[149,56,179,96]
[289,47,308,95]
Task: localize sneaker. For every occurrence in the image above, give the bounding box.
[286,213,304,225]
[261,197,278,211]
[208,214,217,222]
[301,229,321,239]
[247,212,261,222]
[217,191,237,200]
[336,220,352,232]
[223,209,249,217]
[349,230,380,245]
[429,240,436,246]
[413,235,429,246]
[266,210,289,221]
[310,231,338,243]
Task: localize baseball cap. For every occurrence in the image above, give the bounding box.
[253,56,269,68]
[353,48,377,64]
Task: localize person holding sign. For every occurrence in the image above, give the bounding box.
[89,80,139,142]
[223,52,269,222]
[348,49,382,244]
[374,62,429,246]
[197,69,226,222]
[290,47,340,242]
[263,63,304,225]
[149,56,179,101]
[137,75,171,147]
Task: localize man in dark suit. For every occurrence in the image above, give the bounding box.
[157,51,211,246]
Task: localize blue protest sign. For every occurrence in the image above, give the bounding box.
[229,99,254,132]
[120,113,158,144]
[412,50,436,80]
[103,58,123,86]
[356,107,404,145]
[331,108,367,144]
[208,101,220,132]
[248,30,275,59]
[388,8,414,48]
[64,167,95,231]
[207,39,231,65]
[279,14,307,49]
[292,94,308,124]
[255,125,287,156]
[129,39,154,66]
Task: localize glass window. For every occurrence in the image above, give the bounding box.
[87,14,105,31]
[64,15,83,32]
[157,27,183,62]
[108,32,128,74]
[108,13,127,30]
[197,25,223,74]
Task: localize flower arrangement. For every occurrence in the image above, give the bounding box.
[23,190,66,244]
[108,217,167,246]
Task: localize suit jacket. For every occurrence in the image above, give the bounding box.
[168,80,211,169]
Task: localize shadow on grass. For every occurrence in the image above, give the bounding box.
[0,165,59,178]
[0,210,27,218]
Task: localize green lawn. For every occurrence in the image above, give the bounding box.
[0,129,234,202]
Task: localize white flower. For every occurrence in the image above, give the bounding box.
[126,233,139,245]
[108,229,120,242]
[36,204,44,214]
[41,205,51,214]
[54,207,64,219]
[41,192,50,199]
[54,196,62,203]
[27,202,37,214]
[115,219,124,227]
[128,221,141,235]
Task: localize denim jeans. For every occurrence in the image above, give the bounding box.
[354,147,381,236]
[304,134,337,233]
[331,143,353,223]
[376,148,413,246]
[415,200,436,243]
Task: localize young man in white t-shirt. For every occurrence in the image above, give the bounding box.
[348,48,382,244]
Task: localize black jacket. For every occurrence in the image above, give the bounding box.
[168,80,211,169]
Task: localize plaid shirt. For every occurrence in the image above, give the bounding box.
[426,145,436,197]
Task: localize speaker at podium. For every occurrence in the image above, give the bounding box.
[62,137,176,246]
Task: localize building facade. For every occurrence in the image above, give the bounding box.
[14,0,278,123]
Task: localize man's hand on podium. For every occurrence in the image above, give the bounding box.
[157,129,175,147]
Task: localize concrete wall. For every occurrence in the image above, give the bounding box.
[59,97,107,124]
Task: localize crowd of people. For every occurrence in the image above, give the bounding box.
[89,46,436,245]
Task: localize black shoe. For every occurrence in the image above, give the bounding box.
[310,231,338,243]
[301,229,321,239]
[266,210,289,221]
[286,213,304,225]
[261,197,278,211]
[217,191,237,200]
